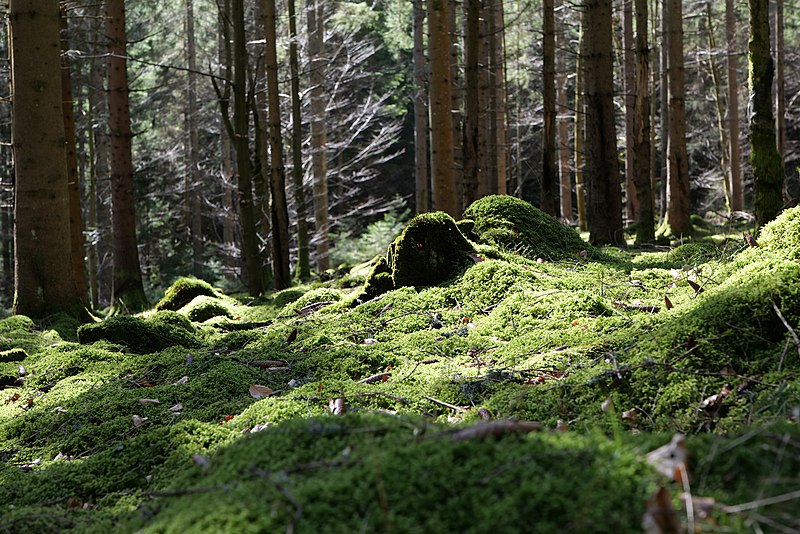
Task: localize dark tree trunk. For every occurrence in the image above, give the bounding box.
[106,0,148,312]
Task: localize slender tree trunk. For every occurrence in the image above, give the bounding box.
[307,0,330,272]
[428,0,458,217]
[623,0,637,221]
[413,0,430,213]
[259,0,290,289]
[449,0,464,203]
[106,0,148,312]
[219,0,236,280]
[704,4,732,213]
[633,0,654,244]
[11,0,85,318]
[584,0,623,245]
[748,0,783,226]
[774,0,784,161]
[726,0,743,211]
[185,0,203,276]
[288,0,310,281]
[542,0,558,215]
[60,7,88,302]
[231,0,264,295]
[663,0,692,237]
[556,5,572,221]
[463,0,484,206]
[574,18,587,232]
[659,0,668,220]
[490,1,507,195]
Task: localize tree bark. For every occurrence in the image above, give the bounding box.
[584,0,623,246]
[633,0,654,244]
[259,0,290,290]
[413,0,430,213]
[463,0,485,207]
[663,0,692,237]
[184,0,203,277]
[106,0,148,312]
[704,4,732,213]
[288,0,310,281]
[11,0,86,318]
[556,5,572,221]
[726,0,743,211]
[428,0,458,217]
[774,0,784,161]
[748,0,783,226]
[488,0,507,196]
[622,0,637,221]
[574,17,587,231]
[307,0,330,272]
[541,0,558,216]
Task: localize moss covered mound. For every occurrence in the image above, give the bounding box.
[464,195,590,260]
[356,256,394,303]
[757,205,800,259]
[155,278,218,311]
[184,296,234,323]
[389,211,475,287]
[77,311,203,353]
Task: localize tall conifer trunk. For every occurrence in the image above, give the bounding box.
[11,0,86,318]
[106,0,148,312]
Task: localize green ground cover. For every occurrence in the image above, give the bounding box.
[2,198,799,532]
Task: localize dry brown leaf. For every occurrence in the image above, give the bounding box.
[646,433,688,481]
[556,419,569,432]
[4,392,20,405]
[664,295,674,310]
[249,384,273,399]
[286,328,298,344]
[642,486,682,534]
[698,384,731,412]
[687,279,704,294]
[328,397,346,415]
[744,232,759,247]
[448,420,542,442]
[132,415,147,427]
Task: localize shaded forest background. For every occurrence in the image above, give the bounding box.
[0,0,798,310]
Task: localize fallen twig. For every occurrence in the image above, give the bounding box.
[359,372,391,384]
[446,419,542,442]
[423,395,466,412]
[613,300,660,313]
[772,300,800,360]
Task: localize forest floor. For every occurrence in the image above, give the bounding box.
[2,197,800,533]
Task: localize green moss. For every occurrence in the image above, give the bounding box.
[0,348,27,362]
[389,211,475,287]
[464,195,591,261]
[355,256,394,303]
[756,205,800,259]
[155,277,218,311]
[183,296,234,322]
[77,311,203,353]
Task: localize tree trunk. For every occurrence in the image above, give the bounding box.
[218,0,236,280]
[229,0,264,296]
[307,0,330,272]
[663,0,692,237]
[633,0,654,244]
[428,0,458,217]
[11,0,86,318]
[556,5,572,221]
[748,0,783,226]
[541,0,558,216]
[463,0,485,207]
[60,8,88,304]
[259,0,290,289]
[184,0,203,277]
[106,0,148,312]
[726,0,743,211]
[574,17,587,231]
[288,0,310,281]
[774,0,784,161]
[584,0,623,246]
[413,0,430,213]
[622,0,637,222]
[704,4,732,213]
[449,0,464,203]
[490,1,507,195]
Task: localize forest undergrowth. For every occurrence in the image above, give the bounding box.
[2,197,800,532]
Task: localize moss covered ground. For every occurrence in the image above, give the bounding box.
[2,201,800,532]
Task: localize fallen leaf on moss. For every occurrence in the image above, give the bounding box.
[646,433,688,481]
[286,328,298,344]
[138,398,160,405]
[169,402,183,412]
[642,486,681,534]
[249,384,273,399]
[328,397,346,415]
[4,392,20,405]
[173,375,189,385]
[664,295,673,310]
[132,415,147,427]
[447,420,542,442]
[687,279,703,294]
[698,384,731,413]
